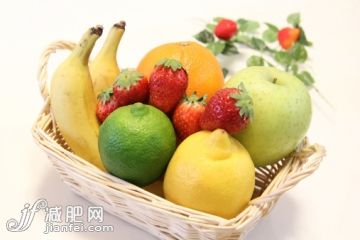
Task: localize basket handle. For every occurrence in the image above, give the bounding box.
[37,41,76,100]
[249,144,325,210]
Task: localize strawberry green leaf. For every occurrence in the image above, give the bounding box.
[156,59,183,71]
[298,27,312,46]
[185,92,207,105]
[237,18,260,32]
[296,71,315,86]
[250,37,267,51]
[114,69,144,89]
[207,41,226,56]
[222,42,239,55]
[194,29,214,44]
[230,83,254,120]
[290,43,307,62]
[97,87,113,103]
[247,55,264,67]
[287,13,301,27]
[262,28,277,43]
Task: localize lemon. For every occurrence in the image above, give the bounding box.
[99,103,176,186]
[163,129,255,219]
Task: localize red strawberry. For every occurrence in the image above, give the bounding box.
[149,58,188,113]
[172,93,207,141]
[200,84,253,134]
[113,69,149,106]
[96,87,119,123]
[278,27,300,50]
[214,19,238,40]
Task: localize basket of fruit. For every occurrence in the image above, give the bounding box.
[32,21,325,240]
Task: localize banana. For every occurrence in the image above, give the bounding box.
[90,20,126,97]
[50,26,105,170]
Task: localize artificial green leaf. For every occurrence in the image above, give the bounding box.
[222,68,229,78]
[290,43,307,62]
[250,37,267,51]
[237,18,247,26]
[298,27,312,46]
[264,59,274,67]
[274,51,292,66]
[265,22,279,32]
[290,63,299,74]
[247,55,264,67]
[235,34,251,44]
[213,17,223,22]
[193,30,214,44]
[222,42,239,55]
[237,18,260,32]
[207,41,226,55]
[262,29,277,43]
[296,71,315,86]
[206,24,216,31]
[287,13,301,27]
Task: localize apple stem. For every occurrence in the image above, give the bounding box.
[272,78,277,84]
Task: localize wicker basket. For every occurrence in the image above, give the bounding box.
[32,41,325,240]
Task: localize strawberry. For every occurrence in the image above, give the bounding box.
[172,93,207,141]
[113,69,149,107]
[149,58,188,113]
[200,84,253,134]
[214,19,238,40]
[278,27,300,50]
[96,87,119,123]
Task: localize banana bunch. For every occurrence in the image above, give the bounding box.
[50,21,126,170]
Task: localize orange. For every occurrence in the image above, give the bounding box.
[137,41,224,99]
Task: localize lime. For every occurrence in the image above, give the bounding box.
[99,103,176,186]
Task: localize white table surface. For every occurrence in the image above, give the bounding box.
[1,0,359,239]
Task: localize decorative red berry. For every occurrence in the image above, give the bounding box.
[214,19,238,40]
[278,27,301,50]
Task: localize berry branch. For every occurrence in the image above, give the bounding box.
[194,13,315,87]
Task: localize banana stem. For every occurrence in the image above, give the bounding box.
[114,20,126,29]
[72,25,103,64]
[97,20,126,60]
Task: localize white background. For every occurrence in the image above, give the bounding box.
[0,0,359,239]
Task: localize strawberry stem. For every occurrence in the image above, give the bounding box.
[114,69,143,89]
[156,58,183,71]
[185,92,207,105]
[230,83,254,120]
[97,87,113,104]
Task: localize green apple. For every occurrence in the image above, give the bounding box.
[225,66,311,167]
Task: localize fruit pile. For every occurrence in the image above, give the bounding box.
[49,20,312,219]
